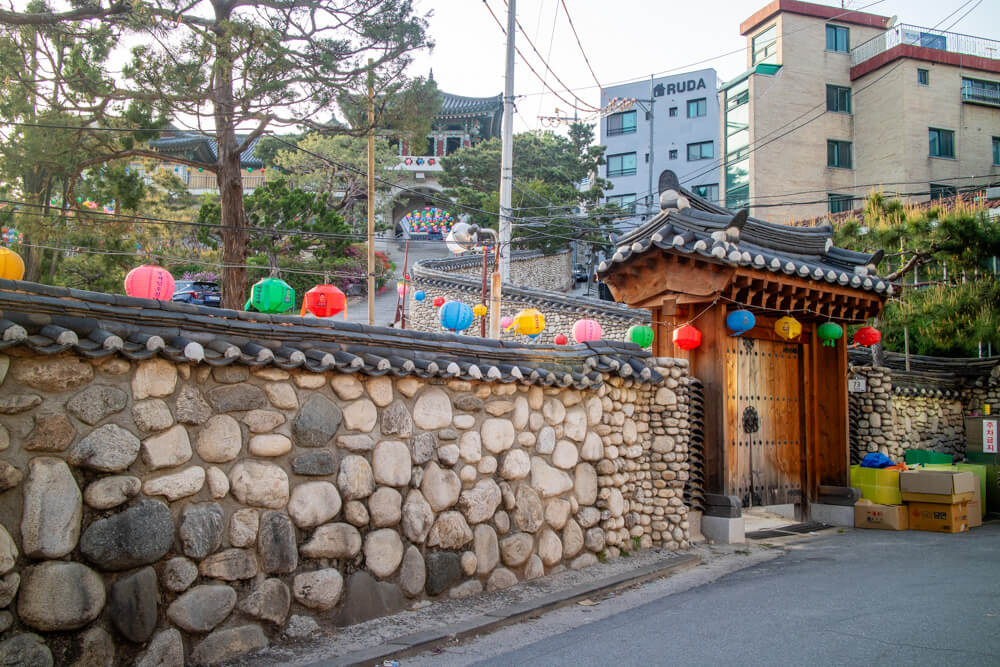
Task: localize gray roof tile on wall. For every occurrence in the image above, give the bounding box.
[0,280,661,389]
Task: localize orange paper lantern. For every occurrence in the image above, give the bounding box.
[672,324,702,350]
[0,248,25,281]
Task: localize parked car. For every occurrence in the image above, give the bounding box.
[172,280,222,307]
[572,264,589,283]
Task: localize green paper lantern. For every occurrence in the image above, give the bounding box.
[245,277,295,314]
[627,324,655,348]
[818,322,843,347]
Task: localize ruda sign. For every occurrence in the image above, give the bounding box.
[654,79,708,96]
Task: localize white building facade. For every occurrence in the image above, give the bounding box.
[599,68,720,228]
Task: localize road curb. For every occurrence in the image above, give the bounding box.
[324,553,701,667]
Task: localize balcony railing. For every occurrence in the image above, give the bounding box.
[962,81,1000,107]
[851,24,1000,67]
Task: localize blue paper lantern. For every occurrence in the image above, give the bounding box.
[726,309,756,336]
[414,290,426,301]
[439,301,474,332]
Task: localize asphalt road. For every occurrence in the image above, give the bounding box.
[413,524,1000,667]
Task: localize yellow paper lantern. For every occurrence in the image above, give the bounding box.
[774,315,802,340]
[506,308,546,337]
[0,247,25,281]
[473,304,487,317]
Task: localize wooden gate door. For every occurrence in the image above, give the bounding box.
[726,337,804,507]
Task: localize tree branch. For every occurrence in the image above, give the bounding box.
[0,2,130,26]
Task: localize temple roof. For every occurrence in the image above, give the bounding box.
[597,171,891,296]
[0,280,662,389]
[149,131,264,168]
[438,92,503,117]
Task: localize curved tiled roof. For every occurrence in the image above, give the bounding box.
[413,250,649,324]
[849,348,1000,396]
[0,280,662,389]
[149,132,264,168]
[439,92,503,116]
[598,171,891,296]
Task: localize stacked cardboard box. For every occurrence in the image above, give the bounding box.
[900,470,976,533]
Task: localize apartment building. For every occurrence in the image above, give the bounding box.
[721,0,1000,222]
[600,69,719,227]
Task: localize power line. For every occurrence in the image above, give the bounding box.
[481,0,596,114]
[557,0,606,103]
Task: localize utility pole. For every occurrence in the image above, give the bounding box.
[498,0,516,283]
[648,74,655,215]
[366,59,375,325]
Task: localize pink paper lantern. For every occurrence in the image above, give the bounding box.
[397,282,409,297]
[499,316,514,330]
[124,264,175,301]
[572,318,603,343]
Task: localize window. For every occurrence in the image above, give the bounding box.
[669,107,678,117]
[994,137,1000,166]
[687,98,707,118]
[606,193,637,214]
[725,159,750,209]
[826,85,851,113]
[929,183,957,201]
[752,24,778,65]
[828,194,853,213]
[826,25,849,52]
[917,68,929,85]
[928,128,955,158]
[687,141,714,161]
[653,84,664,97]
[691,184,719,202]
[668,149,678,160]
[607,152,637,177]
[962,77,1000,106]
[827,140,852,169]
[606,111,637,137]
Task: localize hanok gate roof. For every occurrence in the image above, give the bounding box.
[597,171,889,321]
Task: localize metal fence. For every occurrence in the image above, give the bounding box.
[851,24,1000,67]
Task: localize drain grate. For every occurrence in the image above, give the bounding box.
[746,521,831,540]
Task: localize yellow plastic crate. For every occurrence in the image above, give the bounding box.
[850,465,902,505]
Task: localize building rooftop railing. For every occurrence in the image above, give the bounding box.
[851,23,1000,68]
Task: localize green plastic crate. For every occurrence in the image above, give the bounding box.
[904,450,953,465]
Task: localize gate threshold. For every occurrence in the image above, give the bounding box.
[745,521,831,540]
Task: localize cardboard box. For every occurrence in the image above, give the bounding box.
[899,470,976,504]
[854,500,908,530]
[908,501,969,533]
[849,466,902,505]
[969,485,982,529]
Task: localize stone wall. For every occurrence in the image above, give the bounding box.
[891,393,965,459]
[0,351,690,665]
[444,249,574,293]
[410,251,649,346]
[848,366,898,462]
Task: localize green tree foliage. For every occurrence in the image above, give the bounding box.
[1,0,431,308]
[834,193,1000,357]
[438,122,614,254]
[269,134,401,235]
[198,180,351,276]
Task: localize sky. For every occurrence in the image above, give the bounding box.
[408,0,1000,133]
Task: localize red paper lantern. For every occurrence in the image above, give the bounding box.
[433,296,445,307]
[853,326,882,347]
[301,284,346,318]
[554,333,568,345]
[124,264,175,301]
[672,324,702,350]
